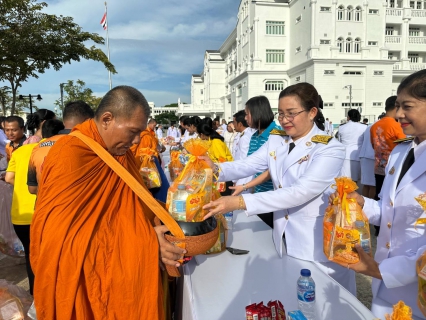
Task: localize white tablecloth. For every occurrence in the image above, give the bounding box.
[182,212,377,320]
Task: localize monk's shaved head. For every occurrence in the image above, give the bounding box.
[63,101,94,123]
[95,86,151,120]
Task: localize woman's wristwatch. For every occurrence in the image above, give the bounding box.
[242,183,248,192]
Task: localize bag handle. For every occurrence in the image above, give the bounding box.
[69,131,185,242]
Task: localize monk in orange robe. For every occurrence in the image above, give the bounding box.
[131,118,160,165]
[30,86,185,320]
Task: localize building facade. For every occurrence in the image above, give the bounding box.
[178,0,426,125]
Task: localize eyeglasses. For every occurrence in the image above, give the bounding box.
[275,110,307,121]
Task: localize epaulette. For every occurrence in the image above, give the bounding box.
[270,129,288,136]
[311,135,333,144]
[240,131,245,138]
[394,137,414,144]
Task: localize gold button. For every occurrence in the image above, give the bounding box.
[387,222,391,229]
[278,184,282,188]
[285,215,289,220]
[390,201,393,207]
[386,242,390,249]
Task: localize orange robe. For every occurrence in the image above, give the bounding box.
[30,119,163,319]
[130,127,159,167]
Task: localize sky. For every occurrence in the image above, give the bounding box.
[6,0,239,111]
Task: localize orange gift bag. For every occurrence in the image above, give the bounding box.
[138,148,161,189]
[415,193,426,317]
[323,177,372,264]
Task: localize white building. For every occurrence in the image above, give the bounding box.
[149,102,178,117]
[179,0,426,125]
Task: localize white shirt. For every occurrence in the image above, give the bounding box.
[338,120,367,160]
[167,127,178,138]
[156,128,163,139]
[358,124,375,160]
[232,127,256,161]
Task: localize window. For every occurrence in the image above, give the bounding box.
[324,103,334,108]
[295,76,301,82]
[374,71,384,75]
[388,53,394,60]
[237,86,242,96]
[369,9,379,14]
[201,100,203,104]
[409,53,419,63]
[345,37,352,53]
[201,89,203,94]
[354,38,361,53]
[355,6,362,21]
[296,46,301,53]
[410,1,415,8]
[266,21,285,35]
[385,27,394,35]
[409,28,420,36]
[417,1,422,9]
[389,0,395,8]
[373,102,383,107]
[343,71,363,75]
[296,15,302,23]
[337,37,344,52]
[368,41,378,46]
[320,7,331,11]
[342,102,362,107]
[320,39,331,44]
[347,6,353,20]
[324,70,335,75]
[338,5,345,20]
[265,81,284,91]
[266,49,285,63]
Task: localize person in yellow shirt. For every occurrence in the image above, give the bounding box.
[5,119,64,295]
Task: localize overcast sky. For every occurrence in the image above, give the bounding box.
[7,0,238,111]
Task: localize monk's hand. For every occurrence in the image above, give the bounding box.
[154,225,186,268]
[340,244,382,280]
[202,196,243,220]
[197,156,215,170]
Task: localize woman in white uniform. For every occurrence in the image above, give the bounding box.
[202,83,356,294]
[330,69,426,319]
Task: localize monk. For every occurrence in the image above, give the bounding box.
[30,86,185,319]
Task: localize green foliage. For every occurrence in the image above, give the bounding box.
[162,103,178,108]
[0,86,35,116]
[154,111,178,124]
[54,80,102,112]
[0,0,116,115]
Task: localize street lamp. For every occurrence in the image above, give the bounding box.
[59,83,66,113]
[18,94,42,115]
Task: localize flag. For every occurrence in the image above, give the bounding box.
[100,12,107,30]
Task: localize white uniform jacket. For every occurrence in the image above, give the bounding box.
[359,124,375,160]
[232,127,256,189]
[363,139,426,318]
[218,125,345,260]
[338,120,367,160]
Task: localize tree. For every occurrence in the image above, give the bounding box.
[0,0,116,115]
[162,103,178,108]
[154,111,179,124]
[54,80,102,112]
[0,85,36,116]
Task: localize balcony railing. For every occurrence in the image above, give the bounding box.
[411,63,426,70]
[386,8,402,16]
[409,36,426,44]
[393,62,401,70]
[412,9,426,17]
[385,35,401,43]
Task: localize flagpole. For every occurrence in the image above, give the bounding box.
[105,2,112,89]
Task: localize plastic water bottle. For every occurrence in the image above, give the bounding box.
[172,184,188,221]
[223,211,233,229]
[355,220,371,254]
[297,269,316,320]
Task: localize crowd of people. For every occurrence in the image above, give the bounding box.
[0,69,425,319]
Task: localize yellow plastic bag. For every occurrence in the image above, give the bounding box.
[139,149,161,189]
[415,193,426,317]
[166,139,213,222]
[169,150,184,182]
[385,301,413,320]
[323,177,372,264]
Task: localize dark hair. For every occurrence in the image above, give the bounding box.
[148,118,156,124]
[63,100,94,121]
[279,83,325,130]
[179,125,185,136]
[189,116,201,127]
[5,116,25,128]
[347,109,361,122]
[26,109,55,133]
[196,123,224,141]
[180,115,189,122]
[233,110,248,127]
[95,86,150,120]
[397,69,426,100]
[245,96,274,130]
[183,117,191,126]
[385,96,397,112]
[201,117,213,129]
[41,119,65,138]
[318,95,324,109]
[363,118,368,123]
[0,116,6,130]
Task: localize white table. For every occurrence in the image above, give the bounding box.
[182,212,377,320]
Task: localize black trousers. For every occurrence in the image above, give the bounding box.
[373,174,386,236]
[13,224,34,295]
